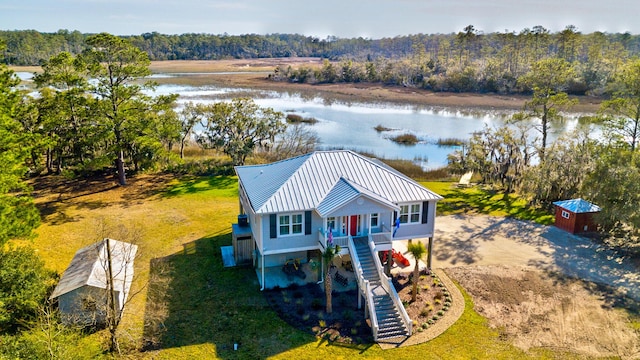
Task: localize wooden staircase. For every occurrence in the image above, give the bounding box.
[352,236,410,341]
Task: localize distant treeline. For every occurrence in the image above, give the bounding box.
[2,26,640,65]
[3,26,640,95]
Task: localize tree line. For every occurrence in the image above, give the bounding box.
[271,25,638,96]
[4,26,640,96]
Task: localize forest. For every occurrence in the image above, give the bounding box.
[3,26,640,95]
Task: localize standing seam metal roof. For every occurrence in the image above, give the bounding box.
[235,150,442,214]
[553,198,601,213]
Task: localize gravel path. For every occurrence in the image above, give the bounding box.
[433,214,640,301]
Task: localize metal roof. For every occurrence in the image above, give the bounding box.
[553,198,601,213]
[50,238,138,299]
[235,150,442,214]
[316,177,400,217]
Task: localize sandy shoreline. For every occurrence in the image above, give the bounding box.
[12,58,603,113]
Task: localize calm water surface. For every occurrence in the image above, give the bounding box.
[151,81,517,168]
[19,71,589,169]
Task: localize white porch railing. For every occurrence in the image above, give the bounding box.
[368,238,413,336]
[318,229,349,250]
[348,236,378,340]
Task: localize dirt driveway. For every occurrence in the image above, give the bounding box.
[434,214,640,301]
[431,214,640,358]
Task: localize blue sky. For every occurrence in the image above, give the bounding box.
[1,0,639,38]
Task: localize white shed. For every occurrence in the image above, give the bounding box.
[50,238,137,326]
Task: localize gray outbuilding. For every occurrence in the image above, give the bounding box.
[50,238,137,326]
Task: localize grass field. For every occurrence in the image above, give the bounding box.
[424,181,554,225]
[26,173,579,359]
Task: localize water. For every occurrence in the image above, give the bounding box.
[149,80,519,169]
[17,71,590,169]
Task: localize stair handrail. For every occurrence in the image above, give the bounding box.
[348,237,378,340]
[368,239,413,336]
[364,279,378,340]
[347,237,366,298]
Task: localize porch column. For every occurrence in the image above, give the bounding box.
[385,249,392,276]
[427,236,433,270]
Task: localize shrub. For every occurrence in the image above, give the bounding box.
[311,298,323,310]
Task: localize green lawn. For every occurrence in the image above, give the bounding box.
[423,181,554,225]
[29,175,579,359]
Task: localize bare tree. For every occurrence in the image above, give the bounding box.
[266,124,319,161]
[91,221,144,354]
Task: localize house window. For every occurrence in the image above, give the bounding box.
[341,216,348,235]
[399,203,421,224]
[411,204,421,223]
[370,213,379,228]
[561,210,570,219]
[279,213,303,236]
[326,217,336,231]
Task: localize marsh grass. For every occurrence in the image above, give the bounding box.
[436,137,465,146]
[286,113,318,124]
[390,133,419,145]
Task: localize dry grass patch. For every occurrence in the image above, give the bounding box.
[447,265,640,359]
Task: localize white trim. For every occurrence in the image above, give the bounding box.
[277,213,303,237]
[370,212,380,229]
[561,210,570,219]
[263,245,320,256]
[399,202,422,224]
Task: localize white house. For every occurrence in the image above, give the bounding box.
[50,238,137,326]
[234,150,442,340]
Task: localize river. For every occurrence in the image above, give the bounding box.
[18,71,592,169]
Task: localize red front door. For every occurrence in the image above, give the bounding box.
[349,215,358,236]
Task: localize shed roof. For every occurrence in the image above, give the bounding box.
[553,198,601,213]
[235,150,442,214]
[50,239,138,299]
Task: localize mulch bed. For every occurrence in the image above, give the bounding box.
[263,270,454,343]
[393,270,453,332]
[262,283,373,344]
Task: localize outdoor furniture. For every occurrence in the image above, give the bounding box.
[282,259,306,279]
[334,271,348,287]
[342,260,353,272]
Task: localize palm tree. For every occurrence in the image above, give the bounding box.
[407,241,427,302]
[322,243,341,314]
